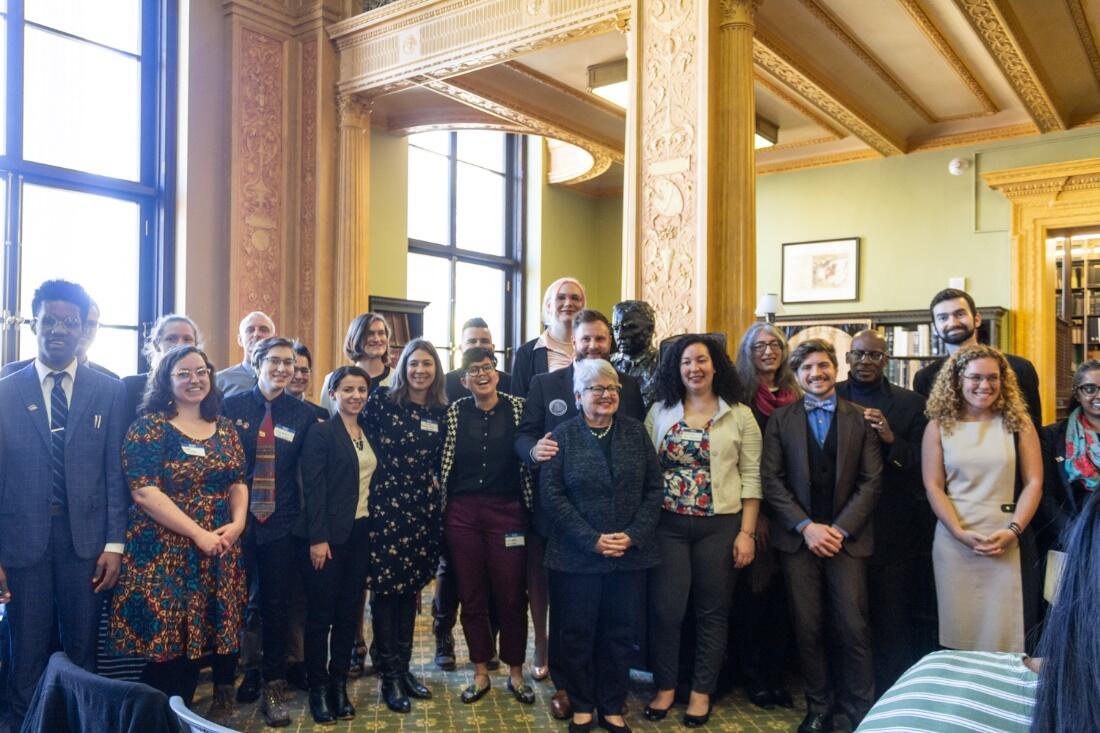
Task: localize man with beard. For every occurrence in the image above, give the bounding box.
[836,330,934,696]
[515,309,645,721]
[912,289,1041,426]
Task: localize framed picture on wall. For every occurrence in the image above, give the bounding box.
[781,237,860,304]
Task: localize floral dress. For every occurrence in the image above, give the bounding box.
[110,414,247,662]
[659,419,714,516]
[362,390,446,594]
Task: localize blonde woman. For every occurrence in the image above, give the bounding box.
[510,277,586,398]
[922,344,1042,653]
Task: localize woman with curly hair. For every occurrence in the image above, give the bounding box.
[922,344,1042,653]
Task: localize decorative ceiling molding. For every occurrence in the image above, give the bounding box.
[502,61,627,119]
[952,0,1066,132]
[328,0,629,95]
[754,73,846,140]
[894,0,997,116]
[421,77,619,184]
[983,156,1100,199]
[756,149,881,175]
[763,135,840,153]
[1066,0,1100,92]
[908,121,1038,151]
[795,0,935,123]
[753,32,905,156]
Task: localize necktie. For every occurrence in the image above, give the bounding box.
[805,397,836,412]
[251,402,276,522]
[48,372,68,507]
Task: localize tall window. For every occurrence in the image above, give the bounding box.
[406,130,523,369]
[0,0,175,375]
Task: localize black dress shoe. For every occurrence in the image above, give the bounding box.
[236,668,261,703]
[568,720,594,733]
[381,677,411,713]
[461,676,491,704]
[683,705,712,728]
[434,632,456,671]
[308,686,336,725]
[748,687,775,709]
[771,687,795,708]
[598,714,632,733]
[507,678,536,704]
[400,671,432,699]
[327,677,355,720]
[797,711,833,733]
[642,703,670,721]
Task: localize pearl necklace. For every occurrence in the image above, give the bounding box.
[589,420,613,439]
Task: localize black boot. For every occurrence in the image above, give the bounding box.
[400,670,432,700]
[373,593,411,714]
[327,676,355,720]
[381,674,411,713]
[396,592,431,698]
[308,686,335,725]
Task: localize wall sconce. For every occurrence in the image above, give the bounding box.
[754,293,783,323]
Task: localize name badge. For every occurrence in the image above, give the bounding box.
[504,533,525,548]
[181,443,206,458]
[274,425,296,442]
[680,428,705,442]
[421,419,439,433]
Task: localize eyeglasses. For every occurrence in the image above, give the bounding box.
[465,364,496,377]
[751,341,783,354]
[962,374,1000,386]
[584,385,621,396]
[293,366,312,375]
[261,357,295,369]
[171,367,211,380]
[1076,383,1100,397]
[849,350,886,363]
[37,315,82,332]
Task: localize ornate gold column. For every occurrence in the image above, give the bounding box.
[333,93,373,365]
[708,0,759,341]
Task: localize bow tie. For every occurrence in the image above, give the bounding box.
[805,397,835,412]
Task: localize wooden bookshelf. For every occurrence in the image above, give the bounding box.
[368,296,429,366]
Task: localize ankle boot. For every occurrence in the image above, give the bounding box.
[400,670,432,699]
[381,674,411,713]
[308,686,335,725]
[327,676,355,719]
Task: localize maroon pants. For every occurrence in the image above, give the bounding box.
[444,495,529,665]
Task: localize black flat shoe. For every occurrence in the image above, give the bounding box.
[748,687,775,709]
[598,714,632,733]
[568,720,594,733]
[400,671,432,699]
[797,711,833,733]
[381,677,411,714]
[461,675,491,704]
[643,703,670,721]
[683,705,712,728]
[507,678,535,704]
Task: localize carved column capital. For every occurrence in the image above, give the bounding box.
[718,0,762,28]
[337,93,372,127]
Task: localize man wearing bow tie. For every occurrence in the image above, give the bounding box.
[762,338,882,733]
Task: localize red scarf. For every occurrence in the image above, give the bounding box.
[755,381,797,417]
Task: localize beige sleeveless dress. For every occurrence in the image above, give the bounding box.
[933,416,1024,653]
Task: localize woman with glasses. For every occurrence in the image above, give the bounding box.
[440,348,535,705]
[222,336,319,727]
[735,323,801,431]
[122,314,203,424]
[541,358,663,733]
[924,344,1042,653]
[109,346,247,720]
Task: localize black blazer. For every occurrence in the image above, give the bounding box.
[515,363,646,468]
[510,338,549,398]
[914,352,1042,428]
[300,414,366,546]
[121,372,149,426]
[1036,419,1087,551]
[539,414,663,574]
[836,379,931,564]
[762,397,883,557]
[444,368,512,402]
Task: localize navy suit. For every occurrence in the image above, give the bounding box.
[0,362,128,723]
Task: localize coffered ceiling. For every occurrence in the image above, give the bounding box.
[355,0,1100,190]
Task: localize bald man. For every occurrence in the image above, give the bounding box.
[835,330,934,696]
[216,311,276,397]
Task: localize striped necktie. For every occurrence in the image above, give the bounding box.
[250,401,276,522]
[48,372,68,508]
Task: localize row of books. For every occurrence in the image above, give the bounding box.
[885,359,925,391]
[884,324,944,357]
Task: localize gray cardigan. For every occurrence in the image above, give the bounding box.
[539,414,663,573]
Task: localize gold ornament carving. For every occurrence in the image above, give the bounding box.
[894,0,997,116]
[236,26,285,321]
[908,122,1037,151]
[755,73,845,139]
[952,0,1064,132]
[756,149,881,176]
[1065,0,1100,91]
[298,37,318,346]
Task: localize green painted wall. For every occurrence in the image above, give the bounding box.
[757,126,1100,317]
[369,127,409,299]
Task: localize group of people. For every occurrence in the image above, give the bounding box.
[0,276,1091,733]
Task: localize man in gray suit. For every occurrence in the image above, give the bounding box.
[0,279,128,727]
[216,311,276,398]
[762,338,882,733]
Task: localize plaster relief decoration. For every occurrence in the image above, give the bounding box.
[781,237,861,304]
[397,28,421,63]
[238,27,285,321]
[640,0,698,338]
[299,37,318,345]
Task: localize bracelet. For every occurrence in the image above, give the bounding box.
[740,529,757,539]
[1008,522,1023,538]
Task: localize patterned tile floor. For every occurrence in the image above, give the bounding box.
[193,596,810,733]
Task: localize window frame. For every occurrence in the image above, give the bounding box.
[0,0,177,372]
[407,130,524,368]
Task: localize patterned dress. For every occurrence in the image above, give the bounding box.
[362,389,446,594]
[110,414,247,662]
[659,419,715,516]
